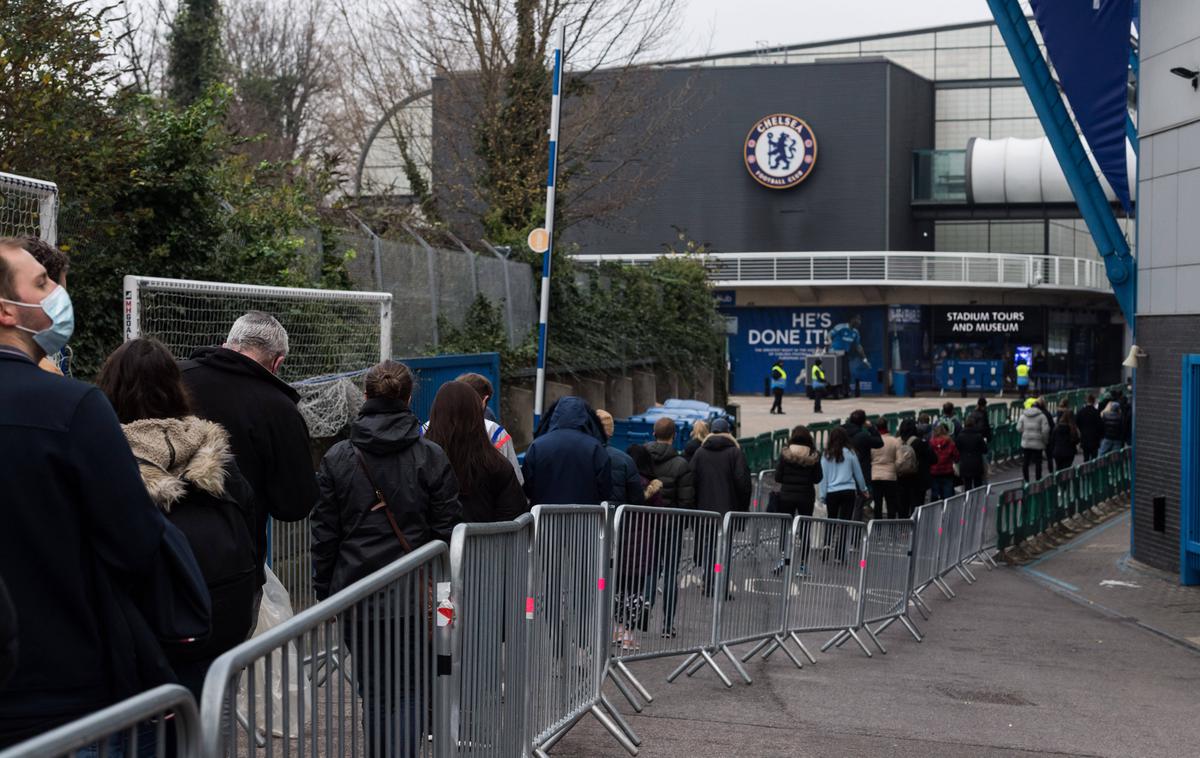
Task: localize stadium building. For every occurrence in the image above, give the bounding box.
[358,18,1133,397]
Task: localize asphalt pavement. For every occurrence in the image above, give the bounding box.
[555,527,1200,757]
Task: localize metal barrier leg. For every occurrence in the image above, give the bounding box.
[864,625,888,655]
[600,693,643,747]
[821,629,849,651]
[789,632,819,664]
[899,615,924,642]
[955,563,977,583]
[720,645,754,685]
[667,652,700,682]
[615,660,653,704]
[933,576,957,599]
[607,668,644,713]
[845,629,873,658]
[912,591,933,618]
[983,552,999,569]
[589,703,640,756]
[771,633,805,669]
[738,638,771,663]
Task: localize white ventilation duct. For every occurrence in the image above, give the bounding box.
[966,136,1136,205]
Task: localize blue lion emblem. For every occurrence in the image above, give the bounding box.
[767,131,796,170]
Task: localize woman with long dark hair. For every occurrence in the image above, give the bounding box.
[425,381,528,522]
[1049,407,1080,474]
[819,427,868,522]
[774,425,823,517]
[96,338,258,699]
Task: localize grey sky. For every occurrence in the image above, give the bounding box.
[674,0,995,58]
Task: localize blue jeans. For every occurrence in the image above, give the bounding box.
[1098,438,1123,457]
[930,476,956,501]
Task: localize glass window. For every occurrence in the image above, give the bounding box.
[935,26,993,48]
[990,118,1045,140]
[936,47,992,79]
[990,86,1035,119]
[936,221,990,252]
[936,120,990,149]
[989,221,1044,254]
[936,88,990,120]
[861,33,936,52]
[989,46,1019,79]
[883,50,936,78]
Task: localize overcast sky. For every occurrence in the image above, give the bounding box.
[673,0,995,58]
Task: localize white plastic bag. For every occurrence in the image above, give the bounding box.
[236,566,310,738]
[811,501,828,548]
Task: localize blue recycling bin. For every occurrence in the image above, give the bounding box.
[892,370,910,397]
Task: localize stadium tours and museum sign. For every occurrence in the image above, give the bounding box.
[931,306,1044,342]
[743,113,818,189]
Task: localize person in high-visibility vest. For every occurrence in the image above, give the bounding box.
[769,361,787,414]
[1016,359,1031,403]
[810,359,826,414]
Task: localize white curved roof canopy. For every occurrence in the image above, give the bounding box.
[967,136,1136,205]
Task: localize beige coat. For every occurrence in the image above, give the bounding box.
[870,433,900,481]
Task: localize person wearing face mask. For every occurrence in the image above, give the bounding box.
[180,311,320,597]
[0,239,176,747]
[19,237,71,376]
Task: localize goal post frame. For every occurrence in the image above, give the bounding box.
[121,274,394,363]
[0,171,59,244]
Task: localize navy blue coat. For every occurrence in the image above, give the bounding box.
[605,445,644,506]
[522,397,613,506]
[0,348,168,748]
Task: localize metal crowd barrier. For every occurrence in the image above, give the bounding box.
[448,515,532,757]
[936,494,972,589]
[777,516,870,658]
[910,502,947,612]
[199,540,451,758]
[0,685,200,758]
[750,470,779,512]
[609,506,728,698]
[859,519,922,650]
[710,513,797,684]
[270,515,319,611]
[525,505,635,757]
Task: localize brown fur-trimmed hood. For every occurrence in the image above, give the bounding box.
[122,417,232,510]
[781,444,819,465]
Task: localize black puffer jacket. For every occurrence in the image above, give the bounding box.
[311,397,463,600]
[1049,422,1079,460]
[1101,404,1124,442]
[842,420,884,481]
[1076,405,1103,451]
[954,427,989,479]
[181,347,319,585]
[774,444,823,508]
[645,441,695,508]
[691,434,752,516]
[122,417,258,699]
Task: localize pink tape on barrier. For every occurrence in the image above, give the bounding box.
[714,563,723,573]
[525,597,534,620]
[938,527,943,535]
[597,578,606,591]
[859,559,867,569]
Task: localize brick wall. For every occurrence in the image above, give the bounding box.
[1132,314,1200,574]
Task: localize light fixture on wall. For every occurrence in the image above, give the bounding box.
[1122,344,1148,369]
[1171,66,1199,90]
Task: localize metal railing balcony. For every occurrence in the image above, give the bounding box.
[572,251,1112,292]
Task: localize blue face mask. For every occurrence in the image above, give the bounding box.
[2,285,75,356]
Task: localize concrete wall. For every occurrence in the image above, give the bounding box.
[1132,0,1200,576]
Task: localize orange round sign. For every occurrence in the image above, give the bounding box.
[527,227,550,253]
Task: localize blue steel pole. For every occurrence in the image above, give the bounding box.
[533,27,565,429]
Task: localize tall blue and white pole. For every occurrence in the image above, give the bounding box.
[533,27,565,429]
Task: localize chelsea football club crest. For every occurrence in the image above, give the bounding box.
[743,113,817,189]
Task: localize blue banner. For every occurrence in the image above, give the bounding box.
[1031,0,1133,209]
[729,306,886,394]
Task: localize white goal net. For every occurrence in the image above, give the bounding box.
[123,275,393,438]
[0,171,59,243]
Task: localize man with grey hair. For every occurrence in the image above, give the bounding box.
[181,311,319,589]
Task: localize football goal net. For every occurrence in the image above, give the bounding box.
[123,274,393,439]
[0,171,59,243]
